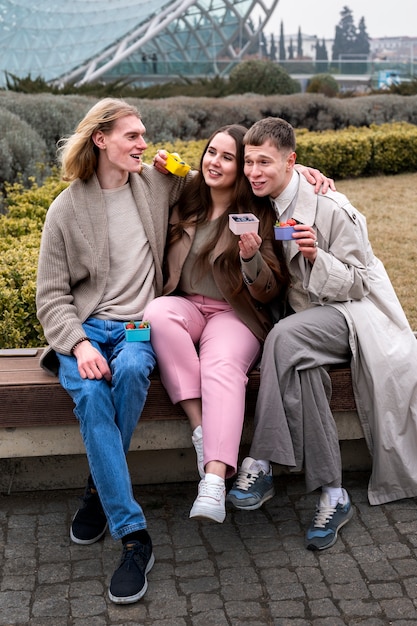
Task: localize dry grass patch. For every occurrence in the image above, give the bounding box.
[337,172,417,330]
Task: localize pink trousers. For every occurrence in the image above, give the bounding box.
[143,294,261,476]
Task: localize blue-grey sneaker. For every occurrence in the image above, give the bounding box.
[226,457,275,510]
[305,488,353,551]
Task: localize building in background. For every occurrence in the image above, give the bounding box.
[0,0,279,88]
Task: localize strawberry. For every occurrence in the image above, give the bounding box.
[275,218,297,227]
[126,321,136,329]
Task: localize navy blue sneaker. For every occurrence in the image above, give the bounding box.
[109,538,155,604]
[226,457,275,510]
[305,488,353,551]
[70,475,108,545]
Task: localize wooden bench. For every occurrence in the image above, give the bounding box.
[0,347,362,434]
[0,347,369,491]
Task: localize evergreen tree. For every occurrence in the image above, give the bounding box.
[260,30,268,59]
[331,6,370,73]
[297,27,303,58]
[315,39,329,73]
[245,17,259,55]
[331,6,357,61]
[279,21,286,61]
[356,17,370,55]
[269,33,277,61]
[288,37,294,60]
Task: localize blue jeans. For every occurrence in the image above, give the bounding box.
[57,317,156,540]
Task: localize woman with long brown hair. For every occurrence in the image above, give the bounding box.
[144,124,290,523]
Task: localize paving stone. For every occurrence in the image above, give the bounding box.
[392,557,417,577]
[402,576,417,598]
[0,591,31,625]
[31,584,70,618]
[190,609,229,625]
[190,591,223,612]
[337,599,382,617]
[2,472,417,624]
[224,599,270,619]
[308,597,340,617]
[270,599,305,618]
[330,580,370,600]
[380,597,417,620]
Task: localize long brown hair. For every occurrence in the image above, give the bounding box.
[168,124,290,294]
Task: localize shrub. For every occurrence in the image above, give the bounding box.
[228,60,300,95]
[306,74,340,98]
[0,108,48,190]
[295,122,417,179]
[366,122,417,175]
[0,92,93,162]
[0,175,67,348]
[296,127,373,178]
[2,92,417,184]
[0,234,44,348]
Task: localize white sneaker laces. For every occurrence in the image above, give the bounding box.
[234,468,260,490]
[198,480,224,501]
[312,502,337,528]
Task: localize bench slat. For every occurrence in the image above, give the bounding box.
[0,349,355,429]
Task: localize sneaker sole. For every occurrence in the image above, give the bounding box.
[108,552,155,604]
[305,506,354,551]
[189,503,225,523]
[226,487,275,511]
[70,512,108,545]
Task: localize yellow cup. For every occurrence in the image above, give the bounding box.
[164,152,191,177]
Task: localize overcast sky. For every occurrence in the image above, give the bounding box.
[263,0,416,39]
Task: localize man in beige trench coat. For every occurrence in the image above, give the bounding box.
[227,116,417,551]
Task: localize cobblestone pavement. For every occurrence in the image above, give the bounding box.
[2,471,417,625]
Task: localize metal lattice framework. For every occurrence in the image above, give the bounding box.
[0,0,279,87]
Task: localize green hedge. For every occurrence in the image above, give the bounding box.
[295,122,417,178]
[0,176,67,347]
[150,122,417,180]
[1,121,416,348]
[1,91,417,189]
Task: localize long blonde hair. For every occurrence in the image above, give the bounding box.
[57,98,141,182]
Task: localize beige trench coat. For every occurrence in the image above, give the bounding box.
[287,176,417,505]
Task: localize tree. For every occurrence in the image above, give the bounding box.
[243,17,260,56]
[260,30,268,59]
[288,38,294,60]
[332,6,357,61]
[306,73,339,97]
[331,6,370,73]
[356,17,370,55]
[315,39,329,73]
[228,59,300,95]
[269,33,277,61]
[297,27,303,58]
[279,21,286,61]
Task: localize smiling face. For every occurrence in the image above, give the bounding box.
[244,140,296,199]
[201,131,238,193]
[93,114,148,188]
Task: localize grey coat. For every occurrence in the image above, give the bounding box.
[287,176,417,505]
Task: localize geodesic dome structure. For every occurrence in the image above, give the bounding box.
[0,0,279,88]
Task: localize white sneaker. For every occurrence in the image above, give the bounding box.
[189,475,226,523]
[191,425,205,479]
